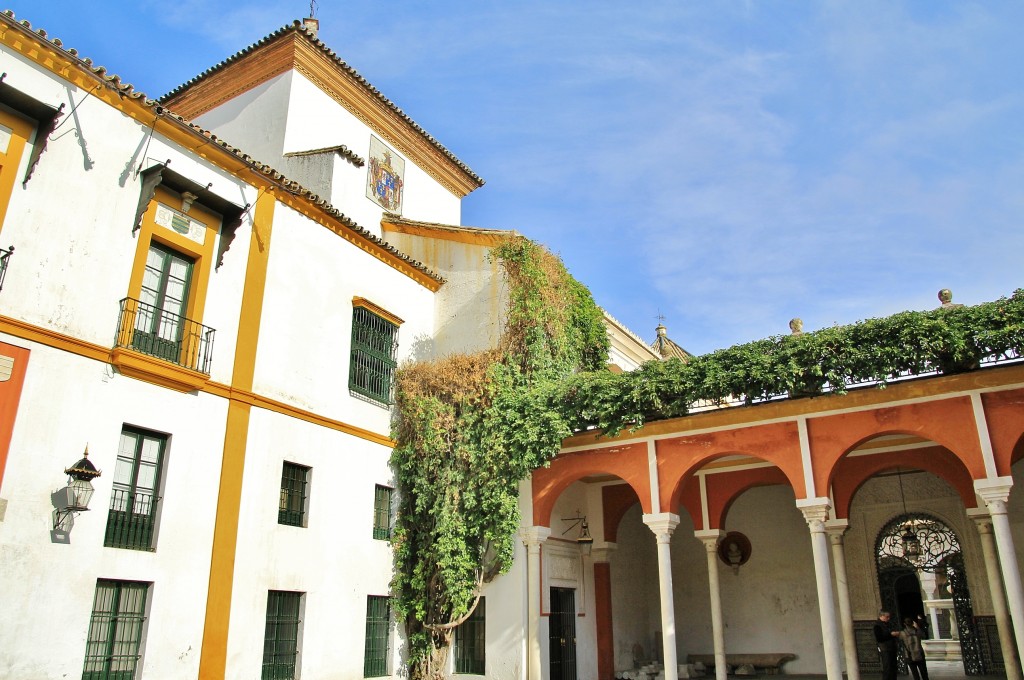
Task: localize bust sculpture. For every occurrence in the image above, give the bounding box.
[789,318,804,335]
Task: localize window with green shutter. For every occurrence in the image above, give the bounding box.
[82,579,150,680]
[104,427,165,551]
[279,462,310,527]
[363,595,391,677]
[454,597,486,675]
[262,591,303,680]
[349,303,399,404]
[373,485,392,540]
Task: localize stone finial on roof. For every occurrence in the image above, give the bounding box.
[938,288,963,309]
[789,318,804,335]
[302,17,319,37]
[651,322,691,361]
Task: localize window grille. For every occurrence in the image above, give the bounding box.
[454,597,486,675]
[373,485,392,540]
[105,428,164,551]
[262,591,302,680]
[279,462,310,527]
[82,580,149,680]
[363,595,391,677]
[349,306,398,404]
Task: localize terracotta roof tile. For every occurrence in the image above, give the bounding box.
[160,20,484,188]
[0,11,444,285]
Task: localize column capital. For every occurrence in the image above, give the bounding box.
[796,497,832,528]
[520,526,551,547]
[966,507,994,532]
[974,476,1014,509]
[825,518,849,534]
[591,541,618,563]
[694,529,726,549]
[642,512,680,538]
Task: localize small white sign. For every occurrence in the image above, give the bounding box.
[154,203,205,244]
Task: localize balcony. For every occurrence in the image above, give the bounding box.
[104,489,160,550]
[112,297,215,392]
[0,245,12,291]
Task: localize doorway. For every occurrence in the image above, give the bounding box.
[550,587,578,680]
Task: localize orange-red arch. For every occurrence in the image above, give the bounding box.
[829,444,976,519]
[980,388,1024,474]
[658,421,805,514]
[810,397,986,497]
[532,442,650,528]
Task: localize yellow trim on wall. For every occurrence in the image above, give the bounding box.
[0,20,444,292]
[381,218,511,247]
[199,399,251,680]
[198,188,275,679]
[0,107,35,237]
[352,296,405,326]
[0,314,396,446]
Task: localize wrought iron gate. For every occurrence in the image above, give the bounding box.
[875,512,984,675]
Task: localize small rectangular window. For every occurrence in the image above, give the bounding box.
[373,485,392,540]
[349,303,399,404]
[82,579,150,680]
[363,595,391,677]
[454,597,486,675]
[262,591,303,680]
[105,427,165,550]
[279,462,310,527]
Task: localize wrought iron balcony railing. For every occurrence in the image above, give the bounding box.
[0,245,13,291]
[104,488,161,550]
[115,297,215,375]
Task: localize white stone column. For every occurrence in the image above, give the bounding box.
[644,513,681,680]
[796,498,844,680]
[975,478,1024,669]
[695,529,727,680]
[826,519,861,680]
[522,526,551,680]
[967,509,1022,680]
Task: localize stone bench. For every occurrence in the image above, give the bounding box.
[686,653,796,675]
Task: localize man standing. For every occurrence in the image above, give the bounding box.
[874,610,900,680]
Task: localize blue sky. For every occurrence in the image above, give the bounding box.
[8,1,1023,354]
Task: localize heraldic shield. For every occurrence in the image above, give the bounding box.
[366,135,405,213]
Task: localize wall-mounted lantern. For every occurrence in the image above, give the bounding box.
[561,511,594,556]
[53,447,102,531]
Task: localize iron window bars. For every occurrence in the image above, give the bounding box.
[349,306,398,404]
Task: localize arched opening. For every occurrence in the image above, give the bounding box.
[875,512,984,675]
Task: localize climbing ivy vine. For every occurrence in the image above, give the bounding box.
[389,236,609,680]
[391,235,1024,680]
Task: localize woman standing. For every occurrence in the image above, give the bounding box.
[900,617,930,680]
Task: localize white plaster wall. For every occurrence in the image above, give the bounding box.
[610,503,661,670]
[252,202,435,432]
[709,486,822,672]
[224,407,397,680]
[382,232,507,360]
[0,338,226,679]
[280,73,462,233]
[190,72,292,166]
[0,45,258,388]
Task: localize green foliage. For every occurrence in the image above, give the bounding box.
[392,247,1023,680]
[390,236,609,679]
[558,288,1024,436]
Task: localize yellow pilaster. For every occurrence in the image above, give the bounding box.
[199,188,276,679]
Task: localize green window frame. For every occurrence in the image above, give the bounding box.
[454,597,486,675]
[363,595,391,677]
[105,427,165,551]
[279,462,310,527]
[262,591,303,680]
[372,485,392,540]
[349,305,398,404]
[82,579,149,680]
[133,242,194,363]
